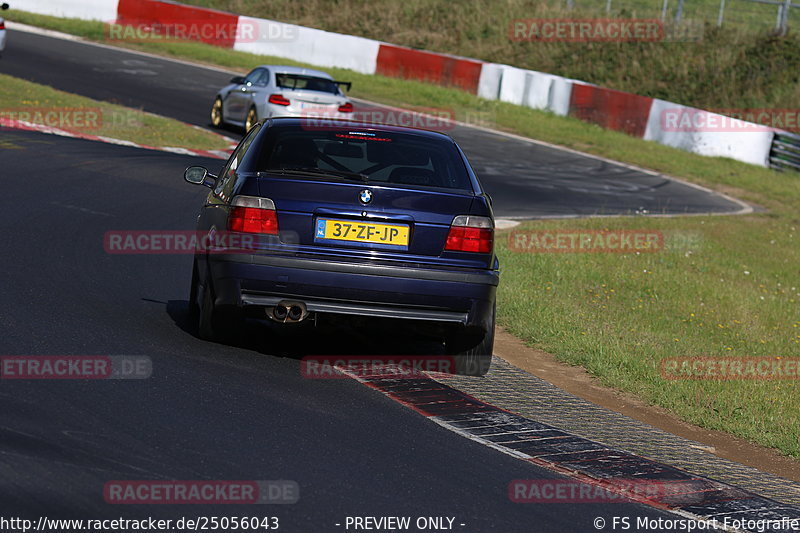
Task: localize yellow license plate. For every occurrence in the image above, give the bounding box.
[315,218,409,248]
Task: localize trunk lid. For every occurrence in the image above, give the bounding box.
[257,175,479,263]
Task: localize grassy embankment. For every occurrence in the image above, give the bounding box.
[186,0,800,113]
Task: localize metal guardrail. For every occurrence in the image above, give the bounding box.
[744,0,800,33]
[584,0,800,33]
[769,131,800,172]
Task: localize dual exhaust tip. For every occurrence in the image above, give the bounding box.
[267,300,308,323]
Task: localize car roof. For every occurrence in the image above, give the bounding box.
[255,65,334,80]
[264,117,456,141]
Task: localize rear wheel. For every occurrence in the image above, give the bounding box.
[188,259,200,314]
[245,106,258,132]
[445,305,495,376]
[197,275,240,343]
[210,97,224,128]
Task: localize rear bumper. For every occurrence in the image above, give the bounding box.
[265,104,352,121]
[240,293,469,323]
[205,253,498,330]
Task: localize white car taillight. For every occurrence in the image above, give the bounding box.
[268,94,291,106]
[229,196,279,235]
[444,215,493,253]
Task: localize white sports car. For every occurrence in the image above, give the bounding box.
[210,65,353,131]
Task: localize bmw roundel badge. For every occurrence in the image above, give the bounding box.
[359,189,373,205]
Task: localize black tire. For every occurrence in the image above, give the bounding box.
[445,305,495,376]
[210,97,224,128]
[188,259,200,314]
[245,106,258,132]
[197,274,240,343]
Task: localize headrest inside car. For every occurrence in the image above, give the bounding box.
[388,167,438,186]
[367,142,430,166]
[323,142,363,158]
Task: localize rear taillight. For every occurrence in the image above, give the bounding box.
[229,196,279,235]
[0,22,5,30]
[268,94,291,106]
[445,215,493,253]
[338,102,354,113]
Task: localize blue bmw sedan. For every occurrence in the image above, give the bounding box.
[185,117,499,375]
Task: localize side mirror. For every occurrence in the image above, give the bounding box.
[184,166,216,188]
[230,76,246,85]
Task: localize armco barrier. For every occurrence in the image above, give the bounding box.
[233,17,380,75]
[498,66,528,106]
[769,132,800,172]
[19,0,119,21]
[570,83,653,137]
[549,76,574,117]
[521,70,573,117]
[480,63,576,116]
[644,99,774,167]
[477,63,504,100]
[375,44,483,93]
[117,0,239,47]
[522,71,556,111]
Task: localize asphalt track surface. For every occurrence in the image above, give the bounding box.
[0,129,707,531]
[0,27,739,531]
[1,28,746,218]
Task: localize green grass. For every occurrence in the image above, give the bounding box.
[0,73,230,151]
[185,0,798,37]
[9,10,800,457]
[181,0,800,113]
[498,213,800,457]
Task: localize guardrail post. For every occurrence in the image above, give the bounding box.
[769,132,800,172]
[675,0,685,22]
[780,0,792,33]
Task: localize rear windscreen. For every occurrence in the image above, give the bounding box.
[275,74,340,95]
[251,128,474,191]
